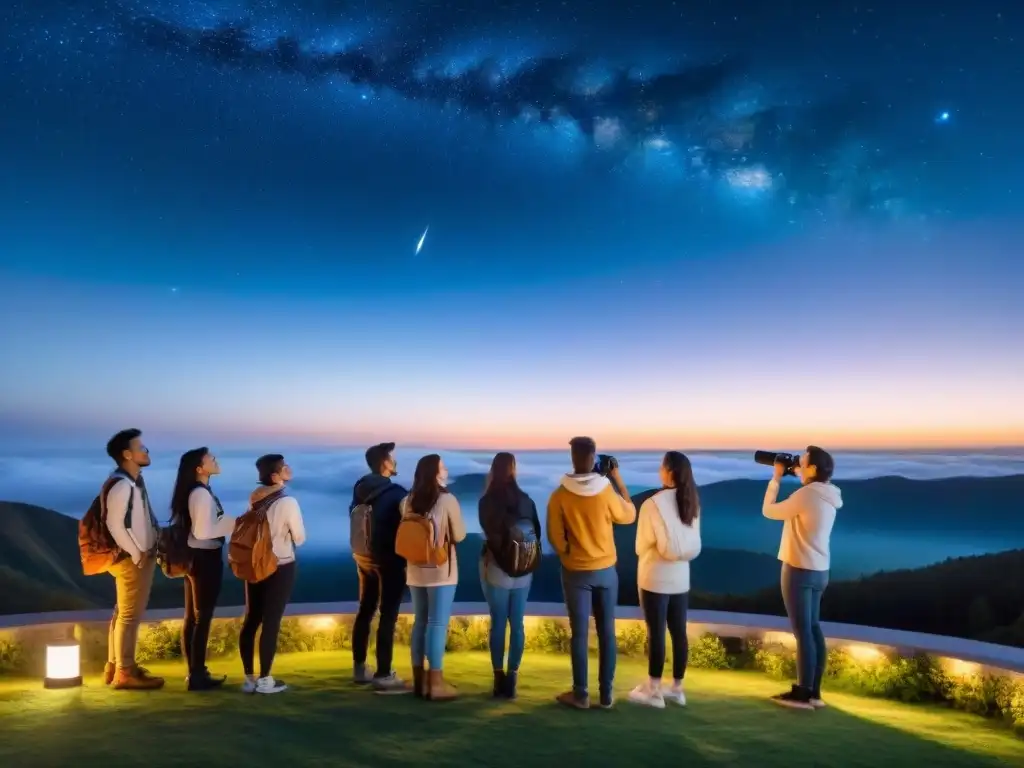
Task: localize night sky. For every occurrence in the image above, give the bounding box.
[0,1,1021,449]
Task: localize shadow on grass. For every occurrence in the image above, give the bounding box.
[0,655,1020,768]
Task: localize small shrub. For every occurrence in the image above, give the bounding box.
[526,619,571,653]
[446,617,489,652]
[689,633,730,670]
[136,621,182,663]
[754,646,796,680]
[0,638,24,675]
[615,622,647,657]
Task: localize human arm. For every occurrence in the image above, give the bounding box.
[546,493,568,556]
[762,479,804,521]
[605,477,637,525]
[530,498,542,541]
[446,495,467,544]
[190,489,235,539]
[280,497,307,547]
[635,498,657,556]
[105,480,143,565]
[477,496,502,544]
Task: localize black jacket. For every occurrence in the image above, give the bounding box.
[478,489,541,562]
[350,473,408,568]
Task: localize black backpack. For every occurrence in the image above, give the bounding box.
[489,507,541,578]
[349,485,390,558]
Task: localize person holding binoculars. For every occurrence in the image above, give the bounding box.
[758,446,843,711]
[547,436,636,710]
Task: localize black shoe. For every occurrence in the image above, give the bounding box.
[503,670,518,700]
[187,670,227,691]
[492,670,506,698]
[771,684,814,710]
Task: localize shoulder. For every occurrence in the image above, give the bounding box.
[274,496,301,515]
[188,486,210,503]
[107,476,133,496]
[440,491,461,512]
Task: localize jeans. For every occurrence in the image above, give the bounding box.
[182,547,224,675]
[239,561,297,679]
[352,560,406,677]
[640,589,689,681]
[781,564,829,695]
[107,555,157,670]
[481,573,529,672]
[562,566,618,699]
[410,584,456,670]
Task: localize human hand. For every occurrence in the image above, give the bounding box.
[772,461,787,481]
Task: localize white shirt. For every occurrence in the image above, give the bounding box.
[265,496,306,565]
[105,474,158,565]
[763,480,843,571]
[635,489,702,594]
[188,486,235,550]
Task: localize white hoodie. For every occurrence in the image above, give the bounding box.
[635,489,702,594]
[763,479,843,571]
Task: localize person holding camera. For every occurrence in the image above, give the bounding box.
[547,436,636,710]
[762,446,843,710]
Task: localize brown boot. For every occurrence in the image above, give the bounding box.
[112,665,165,690]
[426,669,457,702]
[103,662,115,686]
[412,666,425,699]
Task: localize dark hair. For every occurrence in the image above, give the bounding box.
[170,447,208,530]
[569,436,597,475]
[409,454,446,517]
[664,451,700,526]
[365,442,396,473]
[106,428,142,465]
[483,452,520,507]
[256,454,285,486]
[806,445,835,483]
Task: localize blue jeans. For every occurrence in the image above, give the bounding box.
[561,566,618,700]
[781,564,829,695]
[481,576,529,672]
[410,584,456,670]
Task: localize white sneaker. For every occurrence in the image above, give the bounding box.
[255,676,287,694]
[810,697,827,709]
[663,685,687,707]
[628,683,666,709]
[241,675,258,694]
[353,664,375,685]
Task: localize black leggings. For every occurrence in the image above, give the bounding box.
[352,560,407,676]
[239,561,297,679]
[182,547,225,675]
[640,589,689,681]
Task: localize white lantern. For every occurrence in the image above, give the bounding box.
[44,641,82,689]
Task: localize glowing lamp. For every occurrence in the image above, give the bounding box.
[44,641,82,689]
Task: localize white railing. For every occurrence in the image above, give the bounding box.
[2,602,1022,675]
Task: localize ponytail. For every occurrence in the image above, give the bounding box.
[664,451,700,526]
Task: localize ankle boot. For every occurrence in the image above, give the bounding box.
[504,670,518,700]
[492,670,506,698]
[426,669,457,702]
[412,666,425,699]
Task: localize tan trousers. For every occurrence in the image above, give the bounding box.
[107,555,156,670]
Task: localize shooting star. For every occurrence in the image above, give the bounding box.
[415,225,429,255]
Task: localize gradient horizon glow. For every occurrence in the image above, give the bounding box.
[1,1,1022,450]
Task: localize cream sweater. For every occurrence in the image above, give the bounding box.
[763,480,843,571]
[402,492,467,588]
[635,489,702,594]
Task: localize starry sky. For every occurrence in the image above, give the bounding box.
[0,0,1021,450]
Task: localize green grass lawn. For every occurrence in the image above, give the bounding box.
[1,650,1021,767]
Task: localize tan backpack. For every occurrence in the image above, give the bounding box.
[229,490,283,583]
[395,497,449,568]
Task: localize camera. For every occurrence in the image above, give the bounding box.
[754,450,799,477]
[594,454,618,476]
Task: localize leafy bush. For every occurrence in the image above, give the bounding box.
[689,633,730,670]
[0,637,24,675]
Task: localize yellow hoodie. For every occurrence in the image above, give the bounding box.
[547,474,637,571]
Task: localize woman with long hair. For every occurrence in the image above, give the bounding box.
[628,451,702,709]
[401,454,466,701]
[478,452,541,699]
[170,447,235,691]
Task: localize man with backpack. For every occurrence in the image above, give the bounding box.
[101,428,164,690]
[349,442,410,694]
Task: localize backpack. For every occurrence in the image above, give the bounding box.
[395,500,449,568]
[228,490,284,583]
[491,516,541,578]
[78,473,133,576]
[156,524,192,579]
[349,485,390,558]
